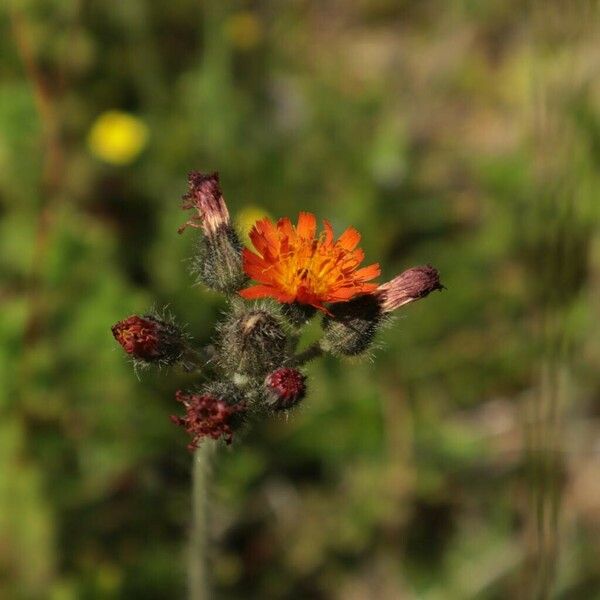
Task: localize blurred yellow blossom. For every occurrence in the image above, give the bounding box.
[224,11,263,50]
[87,111,149,165]
[236,205,272,245]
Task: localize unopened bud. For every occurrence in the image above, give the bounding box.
[376,265,442,313]
[179,171,247,293]
[179,171,230,235]
[264,367,306,411]
[111,315,184,365]
[171,384,245,449]
[218,308,287,376]
[321,294,381,357]
[322,265,442,356]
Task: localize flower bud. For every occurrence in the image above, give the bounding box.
[321,265,442,356]
[179,171,247,293]
[376,265,442,313]
[321,294,382,357]
[264,367,306,411]
[111,315,184,365]
[218,308,288,376]
[171,385,246,449]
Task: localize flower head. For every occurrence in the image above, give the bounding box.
[239,212,380,312]
[171,390,245,448]
[111,315,183,364]
[376,265,443,313]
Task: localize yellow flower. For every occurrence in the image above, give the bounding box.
[87,111,149,165]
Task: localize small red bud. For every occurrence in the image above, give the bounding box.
[111,315,183,364]
[265,367,306,411]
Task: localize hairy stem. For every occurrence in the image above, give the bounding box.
[181,344,216,372]
[189,442,216,600]
[288,341,324,366]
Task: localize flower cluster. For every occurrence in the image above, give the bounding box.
[111,170,442,449]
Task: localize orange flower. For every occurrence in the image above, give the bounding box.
[239,212,381,311]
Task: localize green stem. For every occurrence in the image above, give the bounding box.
[189,442,216,600]
[287,341,324,367]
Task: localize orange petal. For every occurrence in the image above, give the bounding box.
[239,285,281,300]
[326,286,363,301]
[249,226,269,257]
[242,248,270,277]
[277,216,295,239]
[354,263,381,282]
[322,220,334,246]
[242,247,263,264]
[256,218,280,250]
[296,212,317,240]
[338,226,361,251]
[350,248,365,265]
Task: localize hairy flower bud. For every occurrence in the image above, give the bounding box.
[376,265,443,313]
[322,265,442,356]
[111,315,184,365]
[218,308,288,376]
[171,386,245,449]
[321,294,382,357]
[264,367,306,411]
[179,171,247,293]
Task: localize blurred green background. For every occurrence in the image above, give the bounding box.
[1,1,600,598]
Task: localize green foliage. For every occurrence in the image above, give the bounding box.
[1,1,599,598]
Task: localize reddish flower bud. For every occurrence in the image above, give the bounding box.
[171,390,245,449]
[179,171,247,293]
[264,367,306,411]
[111,315,184,364]
[376,265,442,313]
[322,266,442,356]
[179,171,231,236]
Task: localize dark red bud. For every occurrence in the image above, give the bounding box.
[265,367,306,411]
[171,390,245,449]
[111,315,183,364]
